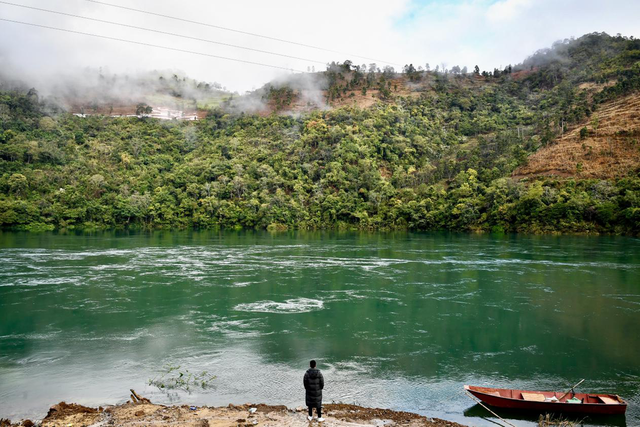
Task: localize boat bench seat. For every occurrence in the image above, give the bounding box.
[521,392,546,402]
[598,396,618,405]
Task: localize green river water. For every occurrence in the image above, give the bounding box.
[0,231,639,426]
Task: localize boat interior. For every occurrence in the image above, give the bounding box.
[468,386,625,404]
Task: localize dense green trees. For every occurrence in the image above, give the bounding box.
[136,103,153,116]
[1,33,639,234]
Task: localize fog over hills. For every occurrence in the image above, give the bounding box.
[1,0,639,92]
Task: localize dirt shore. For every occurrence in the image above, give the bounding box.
[1,399,467,427]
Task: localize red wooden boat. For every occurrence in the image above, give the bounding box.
[465,385,627,415]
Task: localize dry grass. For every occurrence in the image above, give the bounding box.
[538,413,580,426]
[514,92,640,179]
[577,80,617,92]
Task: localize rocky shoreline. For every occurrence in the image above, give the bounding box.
[1,398,467,427]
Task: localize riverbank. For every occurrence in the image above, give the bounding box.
[1,400,467,427]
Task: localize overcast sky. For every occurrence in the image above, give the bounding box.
[1,0,639,92]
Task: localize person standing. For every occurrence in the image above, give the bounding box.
[303,360,324,422]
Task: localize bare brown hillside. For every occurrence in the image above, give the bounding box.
[514,92,640,179]
[261,73,493,114]
[261,74,430,114]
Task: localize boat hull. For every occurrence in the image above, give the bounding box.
[465,385,627,416]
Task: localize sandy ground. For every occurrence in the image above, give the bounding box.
[1,399,467,427]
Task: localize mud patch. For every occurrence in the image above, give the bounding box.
[325,403,466,426]
[45,402,99,420]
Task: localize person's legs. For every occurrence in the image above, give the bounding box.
[317,406,322,418]
[308,406,313,417]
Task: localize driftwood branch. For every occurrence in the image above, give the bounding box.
[130,389,151,404]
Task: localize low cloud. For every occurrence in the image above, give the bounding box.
[0,0,638,93]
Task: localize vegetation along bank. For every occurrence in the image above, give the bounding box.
[1,33,639,235]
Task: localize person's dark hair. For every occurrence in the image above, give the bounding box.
[310,360,316,368]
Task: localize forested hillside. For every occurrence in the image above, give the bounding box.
[1,32,639,234]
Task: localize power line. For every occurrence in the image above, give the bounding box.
[0,0,327,66]
[85,0,402,67]
[0,18,305,72]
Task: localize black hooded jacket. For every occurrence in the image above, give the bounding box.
[303,368,324,407]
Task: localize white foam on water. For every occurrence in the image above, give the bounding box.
[207,319,265,337]
[17,353,68,365]
[320,289,368,302]
[75,328,155,342]
[231,281,256,287]
[6,276,84,287]
[0,330,62,341]
[234,297,323,314]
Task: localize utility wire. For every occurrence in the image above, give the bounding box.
[85,0,402,67]
[0,18,304,72]
[0,0,327,66]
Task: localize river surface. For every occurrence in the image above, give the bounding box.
[0,231,639,426]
